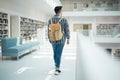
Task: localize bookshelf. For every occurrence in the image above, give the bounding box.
[94,23,120,43]
[96,24,120,37]
[82,0,119,11]
[0,12,9,42]
[11,16,44,43]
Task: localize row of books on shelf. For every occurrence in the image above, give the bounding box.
[20,28,37,32]
[0,25,8,30]
[36,23,43,25]
[0,30,8,34]
[20,25,42,29]
[96,32,120,36]
[84,0,118,4]
[21,17,32,23]
[82,0,119,8]
[0,35,8,39]
[21,29,37,32]
[21,33,37,35]
[97,26,114,29]
[20,22,31,26]
[0,19,8,24]
[20,26,38,30]
[21,33,37,36]
[96,32,112,35]
[21,30,37,32]
[20,17,44,24]
[97,24,119,27]
[20,22,43,27]
[0,34,8,36]
[0,12,8,19]
[22,36,37,40]
[20,29,37,31]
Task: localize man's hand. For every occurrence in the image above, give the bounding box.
[67,39,70,45]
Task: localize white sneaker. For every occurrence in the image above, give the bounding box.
[54,70,61,75]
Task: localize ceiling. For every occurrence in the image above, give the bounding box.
[61,0,119,3]
[0,0,62,20]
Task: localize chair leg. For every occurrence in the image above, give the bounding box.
[2,56,3,60]
[39,46,40,49]
[17,56,19,60]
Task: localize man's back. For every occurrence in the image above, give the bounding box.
[48,14,70,43]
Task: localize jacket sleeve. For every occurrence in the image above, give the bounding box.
[64,18,70,39]
[47,20,51,43]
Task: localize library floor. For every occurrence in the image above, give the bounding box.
[0,46,76,80]
[0,33,76,80]
[1,32,120,80]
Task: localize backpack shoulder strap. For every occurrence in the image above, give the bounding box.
[50,19,53,24]
[51,18,62,24]
[58,18,62,23]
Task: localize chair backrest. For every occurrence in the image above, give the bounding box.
[1,37,22,52]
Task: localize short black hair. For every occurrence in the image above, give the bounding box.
[54,6,62,14]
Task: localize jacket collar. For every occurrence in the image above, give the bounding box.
[54,14,62,18]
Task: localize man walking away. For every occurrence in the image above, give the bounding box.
[48,6,70,75]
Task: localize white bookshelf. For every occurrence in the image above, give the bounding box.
[82,0,119,11]
[94,24,120,43]
[0,12,10,42]
[96,24,120,37]
[11,16,44,43]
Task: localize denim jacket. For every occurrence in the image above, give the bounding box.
[48,14,70,44]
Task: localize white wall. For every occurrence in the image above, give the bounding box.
[96,17,120,24]
[76,33,120,80]
[63,11,120,17]
[67,16,120,42]
[62,0,120,11]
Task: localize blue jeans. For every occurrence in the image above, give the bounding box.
[52,42,65,69]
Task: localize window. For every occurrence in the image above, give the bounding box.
[96,3,101,8]
[86,4,89,8]
[83,24,89,30]
[108,3,113,7]
[73,3,78,10]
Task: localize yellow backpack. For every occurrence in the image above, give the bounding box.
[49,18,63,41]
